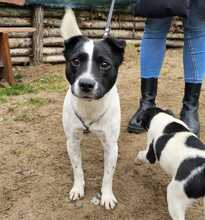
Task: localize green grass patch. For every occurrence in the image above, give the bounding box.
[0,96,7,103]
[0,84,34,97]
[27,97,48,108]
[0,74,67,101]
[32,75,66,92]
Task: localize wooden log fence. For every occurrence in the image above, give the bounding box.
[0,5,184,65]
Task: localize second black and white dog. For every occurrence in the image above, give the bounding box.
[136,107,205,220]
[61,9,126,209]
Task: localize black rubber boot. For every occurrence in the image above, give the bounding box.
[128,78,158,133]
[180,83,201,136]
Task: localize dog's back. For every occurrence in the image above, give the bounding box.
[137,107,205,219]
[154,131,205,176]
[141,108,205,176]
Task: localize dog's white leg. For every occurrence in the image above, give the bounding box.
[136,150,149,162]
[167,180,192,220]
[136,141,156,164]
[100,142,118,210]
[67,136,85,200]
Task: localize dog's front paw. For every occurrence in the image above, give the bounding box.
[135,150,148,163]
[101,191,117,210]
[69,184,84,201]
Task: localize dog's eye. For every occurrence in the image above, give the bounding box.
[71,58,80,66]
[100,61,110,69]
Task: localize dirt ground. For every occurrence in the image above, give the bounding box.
[0,45,205,220]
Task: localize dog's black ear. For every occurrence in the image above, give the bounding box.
[103,37,126,64]
[138,107,163,130]
[105,37,126,50]
[64,35,87,58]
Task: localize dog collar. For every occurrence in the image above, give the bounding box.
[73,108,108,134]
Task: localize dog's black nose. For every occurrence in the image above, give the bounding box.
[79,78,96,93]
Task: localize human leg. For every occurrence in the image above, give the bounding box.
[128,17,172,133]
[180,0,205,135]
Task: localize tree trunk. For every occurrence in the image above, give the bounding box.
[32,6,44,65]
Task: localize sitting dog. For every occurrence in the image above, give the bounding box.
[61,9,126,209]
[136,107,205,220]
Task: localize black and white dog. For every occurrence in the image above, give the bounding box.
[136,107,205,220]
[61,9,126,209]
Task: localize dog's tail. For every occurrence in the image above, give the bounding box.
[60,8,82,40]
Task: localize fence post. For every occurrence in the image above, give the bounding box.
[32,6,44,65]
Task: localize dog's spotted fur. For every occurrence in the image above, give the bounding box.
[136,107,205,220]
[61,9,125,210]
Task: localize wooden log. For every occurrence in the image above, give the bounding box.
[43,30,183,43]
[8,32,32,38]
[44,18,61,27]
[82,29,143,39]
[117,14,145,22]
[44,28,60,37]
[11,56,30,65]
[79,20,145,30]
[166,40,184,48]
[167,33,184,40]
[32,6,44,65]
[124,39,183,48]
[10,48,32,56]
[122,39,141,46]
[9,38,32,48]
[43,37,64,46]
[44,8,64,18]
[43,47,64,55]
[0,17,31,27]
[44,17,146,29]
[76,11,145,22]
[43,55,65,63]
[0,7,31,17]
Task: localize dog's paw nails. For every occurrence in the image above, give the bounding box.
[69,185,84,201]
[101,192,117,210]
[136,151,147,162]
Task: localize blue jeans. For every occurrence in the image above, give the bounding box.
[141,0,205,83]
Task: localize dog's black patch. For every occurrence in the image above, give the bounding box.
[163,122,189,134]
[63,36,126,99]
[175,157,205,181]
[185,135,205,150]
[64,35,89,84]
[146,140,156,164]
[155,134,175,160]
[184,164,205,199]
